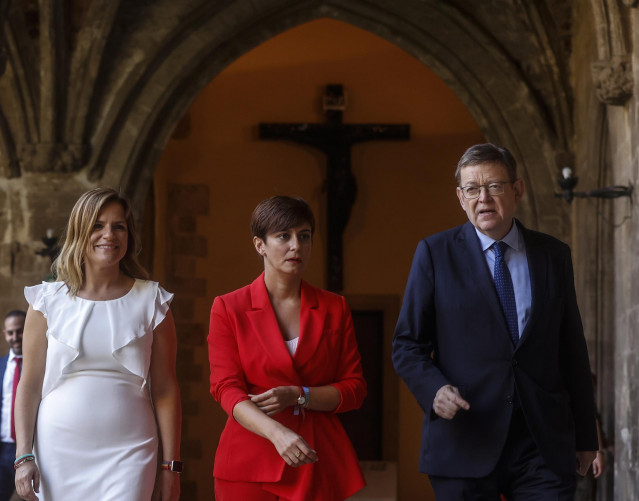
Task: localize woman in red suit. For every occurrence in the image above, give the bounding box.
[208,196,366,501]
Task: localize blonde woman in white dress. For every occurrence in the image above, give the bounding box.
[14,188,182,501]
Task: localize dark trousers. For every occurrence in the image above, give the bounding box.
[0,442,16,501]
[429,408,577,501]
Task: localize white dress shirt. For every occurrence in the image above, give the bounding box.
[475,221,532,339]
[1,350,21,443]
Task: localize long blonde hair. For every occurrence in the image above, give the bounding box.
[53,188,148,296]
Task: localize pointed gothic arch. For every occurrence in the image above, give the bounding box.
[87,0,571,238]
[1,0,634,496]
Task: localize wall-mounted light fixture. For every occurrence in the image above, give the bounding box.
[555,167,633,203]
[35,228,60,263]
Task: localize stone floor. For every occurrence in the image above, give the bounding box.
[348,461,397,501]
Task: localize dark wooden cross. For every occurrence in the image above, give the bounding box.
[259,84,410,292]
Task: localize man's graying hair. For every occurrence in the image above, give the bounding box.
[455,143,518,185]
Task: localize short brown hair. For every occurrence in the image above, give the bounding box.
[455,143,517,185]
[53,188,148,296]
[251,196,315,241]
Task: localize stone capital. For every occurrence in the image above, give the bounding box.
[591,55,634,105]
[18,142,90,173]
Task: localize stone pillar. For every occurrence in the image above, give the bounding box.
[0,174,94,334]
[601,90,639,497]
[608,5,639,495]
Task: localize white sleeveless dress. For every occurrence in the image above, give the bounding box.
[24,279,173,501]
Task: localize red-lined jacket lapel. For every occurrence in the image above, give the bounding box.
[246,274,299,383]
[294,280,325,369]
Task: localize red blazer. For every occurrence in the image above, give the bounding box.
[208,273,366,500]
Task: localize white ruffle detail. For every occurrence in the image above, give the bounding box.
[24,281,64,318]
[111,282,174,387]
[152,284,174,330]
[23,280,174,397]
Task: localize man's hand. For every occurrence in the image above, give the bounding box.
[433,385,470,419]
[576,450,597,476]
[592,451,605,478]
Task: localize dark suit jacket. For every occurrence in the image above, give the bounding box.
[0,355,6,435]
[392,220,598,478]
[208,273,366,500]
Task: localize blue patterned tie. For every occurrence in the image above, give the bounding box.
[493,241,519,346]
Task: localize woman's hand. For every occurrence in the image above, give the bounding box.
[15,461,40,501]
[231,399,317,467]
[250,386,298,416]
[152,470,181,501]
[269,425,318,467]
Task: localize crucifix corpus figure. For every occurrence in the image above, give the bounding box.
[259,84,410,292]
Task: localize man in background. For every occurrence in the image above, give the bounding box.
[0,310,25,501]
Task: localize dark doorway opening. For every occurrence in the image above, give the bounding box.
[339,309,385,460]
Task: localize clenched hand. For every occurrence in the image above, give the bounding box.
[433,385,470,419]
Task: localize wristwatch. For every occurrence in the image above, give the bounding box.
[297,387,306,406]
[297,386,310,408]
[161,460,184,473]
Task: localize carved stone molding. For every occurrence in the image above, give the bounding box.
[18,142,90,173]
[591,55,634,105]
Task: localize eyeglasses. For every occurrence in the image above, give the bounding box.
[459,181,513,199]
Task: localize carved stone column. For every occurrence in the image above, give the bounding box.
[591,55,634,105]
[17,143,90,173]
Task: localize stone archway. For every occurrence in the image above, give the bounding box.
[98,8,573,494]
[0,0,578,292]
[86,1,572,241]
[5,0,631,497]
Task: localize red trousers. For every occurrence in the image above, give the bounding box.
[215,478,286,501]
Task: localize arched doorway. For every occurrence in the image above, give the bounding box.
[81,2,573,499]
[0,1,622,497]
[152,17,486,499]
[96,1,567,239]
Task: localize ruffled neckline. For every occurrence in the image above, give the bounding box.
[24,280,173,397]
[74,280,138,303]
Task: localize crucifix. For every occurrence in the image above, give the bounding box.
[259,84,410,292]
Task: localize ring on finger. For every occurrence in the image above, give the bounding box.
[295,450,301,458]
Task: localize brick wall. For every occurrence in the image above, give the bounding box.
[164,183,209,498]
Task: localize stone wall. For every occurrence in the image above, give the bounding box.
[0,174,94,329]
[570,2,615,497]
[571,0,639,497]
[1,0,638,497]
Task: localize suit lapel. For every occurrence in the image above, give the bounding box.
[293,281,325,369]
[246,274,299,381]
[516,224,546,349]
[0,355,6,409]
[458,222,512,342]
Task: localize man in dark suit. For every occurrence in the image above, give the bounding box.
[392,144,598,499]
[0,310,25,501]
